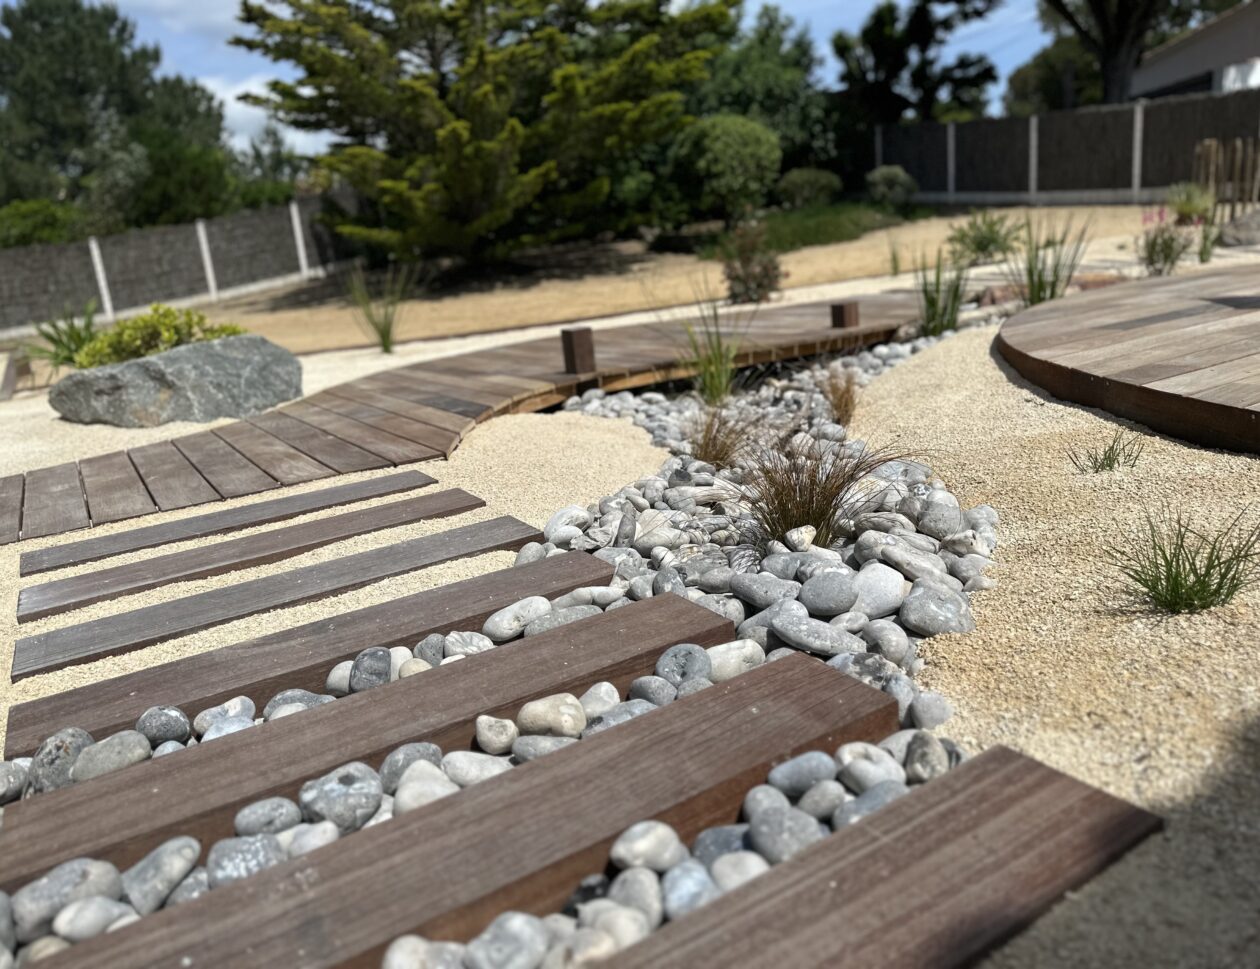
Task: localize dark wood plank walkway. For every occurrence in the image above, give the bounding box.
[997,266,1260,453]
[3,292,919,544]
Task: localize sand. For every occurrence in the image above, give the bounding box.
[0,412,667,752]
[851,327,1260,968]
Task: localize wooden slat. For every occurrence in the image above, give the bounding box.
[173,432,278,499]
[17,488,481,622]
[281,400,439,464]
[19,470,435,577]
[306,393,459,456]
[614,747,1162,969]
[0,473,23,545]
[11,514,536,681]
[324,382,478,435]
[42,655,897,968]
[246,411,391,474]
[212,422,335,485]
[0,594,738,890]
[78,452,157,525]
[4,553,613,758]
[127,441,221,510]
[20,462,88,539]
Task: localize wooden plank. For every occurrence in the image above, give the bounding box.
[11,515,537,681]
[20,462,88,539]
[614,747,1162,969]
[78,452,157,525]
[0,474,23,545]
[16,488,482,623]
[281,400,439,464]
[128,441,221,511]
[246,411,390,474]
[43,655,897,968]
[325,381,477,435]
[19,471,435,577]
[173,432,278,500]
[306,393,459,456]
[4,553,613,759]
[212,422,336,485]
[0,594,739,890]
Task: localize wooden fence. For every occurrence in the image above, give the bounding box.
[1194,137,1260,222]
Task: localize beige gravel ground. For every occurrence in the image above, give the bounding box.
[853,326,1260,969]
[0,413,667,751]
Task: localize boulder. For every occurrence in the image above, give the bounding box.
[50,334,300,427]
[1219,208,1260,247]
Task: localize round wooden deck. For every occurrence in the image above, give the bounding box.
[996,266,1260,454]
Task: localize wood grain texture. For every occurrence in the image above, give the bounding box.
[0,474,23,545]
[5,553,612,759]
[613,746,1162,969]
[20,463,87,539]
[43,655,897,968]
[78,452,157,525]
[245,410,390,474]
[16,488,481,622]
[19,470,435,576]
[212,422,335,485]
[281,400,439,464]
[11,514,536,681]
[0,594,737,891]
[127,441,220,511]
[173,432,278,499]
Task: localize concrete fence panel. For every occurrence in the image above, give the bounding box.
[202,206,302,292]
[100,223,206,314]
[955,117,1029,193]
[881,121,948,192]
[0,241,100,329]
[1141,88,1260,187]
[1037,105,1134,192]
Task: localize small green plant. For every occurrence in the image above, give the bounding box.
[1198,218,1218,264]
[887,234,901,275]
[821,369,858,426]
[348,263,415,353]
[685,406,755,468]
[73,305,242,369]
[1003,216,1089,306]
[947,210,1019,266]
[915,250,967,337]
[682,298,744,404]
[866,164,918,210]
[721,221,785,304]
[776,168,843,209]
[1165,182,1215,225]
[1108,508,1260,613]
[1137,209,1193,276]
[1068,428,1145,473]
[26,299,99,370]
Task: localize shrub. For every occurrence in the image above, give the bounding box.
[947,210,1019,266]
[1198,220,1218,264]
[721,222,785,304]
[348,263,415,353]
[26,300,99,370]
[822,369,858,426]
[685,406,755,469]
[1137,209,1193,276]
[1165,182,1214,225]
[1068,428,1145,473]
[74,305,243,369]
[1003,216,1089,306]
[0,199,86,248]
[776,168,843,209]
[915,250,967,337]
[865,165,917,210]
[682,298,743,405]
[1108,508,1260,613]
[670,114,782,225]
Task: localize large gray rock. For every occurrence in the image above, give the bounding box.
[1220,208,1260,246]
[50,334,301,428]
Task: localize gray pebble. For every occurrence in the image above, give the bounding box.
[165,867,209,907]
[152,741,184,758]
[577,682,619,720]
[121,835,200,915]
[200,716,255,742]
[0,891,13,951]
[797,570,858,617]
[748,805,825,863]
[850,562,906,619]
[705,639,765,682]
[710,851,769,892]
[441,751,512,787]
[581,699,654,738]
[729,572,801,610]
[836,741,906,793]
[767,751,837,798]
[742,784,790,820]
[413,633,446,667]
[325,660,353,697]
[510,736,578,763]
[628,676,676,706]
[607,868,663,929]
[653,643,711,686]
[262,689,332,720]
[349,646,393,692]
[134,706,191,746]
[281,820,341,858]
[206,834,287,888]
[675,676,713,698]
[771,612,865,657]
[475,715,519,755]
[832,779,910,827]
[0,762,27,805]
[235,797,302,836]
[51,896,134,942]
[24,728,94,796]
[661,859,721,919]
[70,730,151,783]
[905,731,951,782]
[523,605,601,638]
[465,911,549,969]
[690,824,750,867]
[12,858,121,942]
[393,761,459,814]
[910,690,954,728]
[483,597,552,643]
[797,779,849,820]
[610,820,688,872]
[379,743,443,795]
[193,697,255,737]
[299,761,383,832]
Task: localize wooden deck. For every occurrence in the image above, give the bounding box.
[997,266,1260,453]
[0,293,919,545]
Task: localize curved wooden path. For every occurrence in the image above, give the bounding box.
[997,266,1260,454]
[0,293,918,545]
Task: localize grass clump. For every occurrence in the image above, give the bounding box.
[1108,508,1260,613]
[947,210,1019,266]
[1003,216,1088,306]
[74,305,242,369]
[821,369,858,425]
[1166,182,1214,225]
[682,297,744,405]
[348,262,415,353]
[1068,428,1145,473]
[685,406,755,469]
[721,221,785,304]
[27,299,99,370]
[915,250,967,337]
[1137,210,1193,276]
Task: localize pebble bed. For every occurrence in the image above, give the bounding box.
[381,723,964,968]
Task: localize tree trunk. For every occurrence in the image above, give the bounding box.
[1100,41,1142,103]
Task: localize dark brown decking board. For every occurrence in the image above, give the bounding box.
[4,553,613,759]
[127,441,221,511]
[324,381,478,435]
[172,431,278,499]
[280,399,440,464]
[305,392,460,456]
[20,463,88,539]
[614,746,1162,969]
[359,371,496,420]
[11,514,537,681]
[44,655,898,968]
[16,488,481,623]
[0,474,23,545]
[0,594,738,889]
[245,410,390,474]
[78,452,156,525]
[19,470,435,577]
[211,421,335,485]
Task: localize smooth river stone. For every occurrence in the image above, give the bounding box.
[475,715,519,755]
[70,730,151,783]
[654,642,712,686]
[51,896,134,942]
[607,868,664,929]
[298,761,383,833]
[729,572,801,610]
[710,851,770,892]
[206,835,286,888]
[234,797,302,836]
[661,859,721,920]
[516,694,586,738]
[192,696,255,737]
[121,835,200,915]
[134,705,192,745]
[748,805,825,864]
[898,580,976,636]
[465,911,549,969]
[766,750,838,798]
[441,751,512,787]
[393,761,459,814]
[379,742,443,795]
[23,727,94,796]
[482,596,553,643]
[705,639,765,682]
[610,821,689,872]
[797,570,858,617]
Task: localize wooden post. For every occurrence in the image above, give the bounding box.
[1231,137,1243,222]
[830,301,860,329]
[561,327,595,373]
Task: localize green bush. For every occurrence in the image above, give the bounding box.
[946,210,1019,266]
[26,300,99,370]
[0,199,87,248]
[74,304,244,368]
[671,114,782,225]
[721,221,785,304]
[1137,213,1193,277]
[776,168,843,209]
[1165,182,1214,226]
[865,165,918,210]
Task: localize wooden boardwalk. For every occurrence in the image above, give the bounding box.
[997,266,1260,453]
[0,292,918,545]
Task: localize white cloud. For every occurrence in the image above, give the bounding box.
[200,73,332,156]
[117,0,241,38]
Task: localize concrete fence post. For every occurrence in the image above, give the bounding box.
[1028,115,1039,202]
[289,199,311,279]
[87,236,115,322]
[946,122,957,198]
[874,124,884,168]
[195,219,218,302]
[1131,100,1145,201]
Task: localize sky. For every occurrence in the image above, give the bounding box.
[9,0,1053,153]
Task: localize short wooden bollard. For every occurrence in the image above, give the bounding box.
[561,327,596,373]
[831,301,860,329]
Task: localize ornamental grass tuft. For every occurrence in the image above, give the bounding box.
[1068,428,1145,473]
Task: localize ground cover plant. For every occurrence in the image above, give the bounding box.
[25,299,98,370]
[348,263,416,353]
[1003,216,1088,306]
[73,305,242,369]
[1068,428,1145,473]
[1109,509,1260,613]
[915,251,967,337]
[1166,182,1214,225]
[1137,209,1193,276]
[947,210,1019,266]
